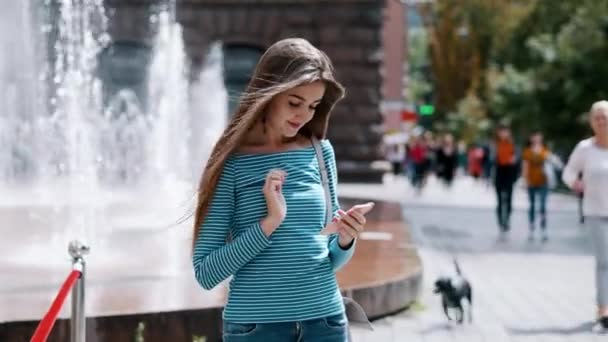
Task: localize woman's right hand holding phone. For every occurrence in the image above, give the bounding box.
[336,202,374,247]
[261,169,287,237]
[320,202,375,238]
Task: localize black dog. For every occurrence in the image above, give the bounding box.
[433,258,473,324]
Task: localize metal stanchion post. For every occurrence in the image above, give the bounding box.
[68,241,89,342]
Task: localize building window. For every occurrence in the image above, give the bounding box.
[98,41,152,112]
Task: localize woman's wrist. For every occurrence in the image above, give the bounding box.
[338,236,355,249]
[260,216,282,237]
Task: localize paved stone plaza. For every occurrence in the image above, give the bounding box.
[345,176,606,341]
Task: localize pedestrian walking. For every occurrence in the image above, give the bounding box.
[562,100,608,329]
[522,132,553,242]
[435,133,458,187]
[409,135,429,193]
[493,124,518,237]
[386,144,404,177]
[467,144,484,180]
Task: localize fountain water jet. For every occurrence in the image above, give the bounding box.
[0,0,227,289]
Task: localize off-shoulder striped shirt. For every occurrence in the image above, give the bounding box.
[192,139,355,323]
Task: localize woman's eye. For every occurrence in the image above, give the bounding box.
[288,102,300,108]
[309,106,318,111]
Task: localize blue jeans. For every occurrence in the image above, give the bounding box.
[222,313,349,342]
[527,186,548,229]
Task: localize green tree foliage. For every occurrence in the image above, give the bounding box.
[417,0,535,141]
[488,0,608,152]
[420,0,608,151]
[407,27,433,106]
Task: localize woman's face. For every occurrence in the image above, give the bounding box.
[444,134,454,145]
[530,133,543,145]
[591,108,608,137]
[497,128,511,140]
[265,81,326,138]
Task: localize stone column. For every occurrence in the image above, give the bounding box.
[315,1,385,182]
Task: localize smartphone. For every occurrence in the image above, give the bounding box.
[347,202,375,215]
[320,202,375,235]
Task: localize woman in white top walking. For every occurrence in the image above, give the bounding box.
[562,100,608,329]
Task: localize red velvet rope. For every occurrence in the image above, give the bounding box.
[30,270,81,342]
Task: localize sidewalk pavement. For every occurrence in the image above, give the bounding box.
[339,174,578,212]
[343,175,605,342]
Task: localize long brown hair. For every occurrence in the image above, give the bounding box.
[192,38,345,250]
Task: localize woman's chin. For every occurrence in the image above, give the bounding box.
[283,129,299,138]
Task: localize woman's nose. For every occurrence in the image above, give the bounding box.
[297,109,314,119]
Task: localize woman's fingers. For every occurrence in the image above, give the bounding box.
[270,179,283,191]
[267,170,286,181]
[264,170,286,192]
[269,174,284,181]
[338,222,359,238]
[338,209,364,231]
[347,210,366,226]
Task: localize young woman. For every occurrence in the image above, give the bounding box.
[522,132,551,242]
[409,135,428,192]
[562,100,608,329]
[467,143,484,180]
[435,133,458,187]
[493,124,518,236]
[191,38,371,341]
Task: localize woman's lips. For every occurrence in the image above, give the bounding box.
[287,121,300,129]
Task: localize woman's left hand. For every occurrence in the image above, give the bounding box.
[336,208,366,248]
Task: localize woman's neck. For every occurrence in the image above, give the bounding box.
[244,129,301,149]
[596,134,608,148]
[244,122,298,147]
[263,132,282,147]
[264,132,298,147]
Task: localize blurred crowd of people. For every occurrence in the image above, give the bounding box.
[385,130,494,191]
[385,125,566,241]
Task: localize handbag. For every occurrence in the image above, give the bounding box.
[311,136,374,333]
[543,160,557,189]
[542,152,561,189]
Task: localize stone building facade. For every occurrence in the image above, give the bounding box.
[104,0,389,182]
[381,0,408,132]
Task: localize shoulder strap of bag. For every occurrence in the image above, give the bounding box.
[311,136,332,226]
[311,136,374,331]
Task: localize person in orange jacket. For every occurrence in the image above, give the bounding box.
[493,124,519,237]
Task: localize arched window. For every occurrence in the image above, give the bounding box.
[222,44,264,115]
[98,41,152,112]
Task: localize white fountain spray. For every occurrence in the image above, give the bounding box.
[147,9,191,193]
[48,0,109,244]
[0,1,46,184]
[189,42,228,181]
[0,0,228,284]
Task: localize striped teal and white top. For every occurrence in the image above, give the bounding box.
[192,139,355,323]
